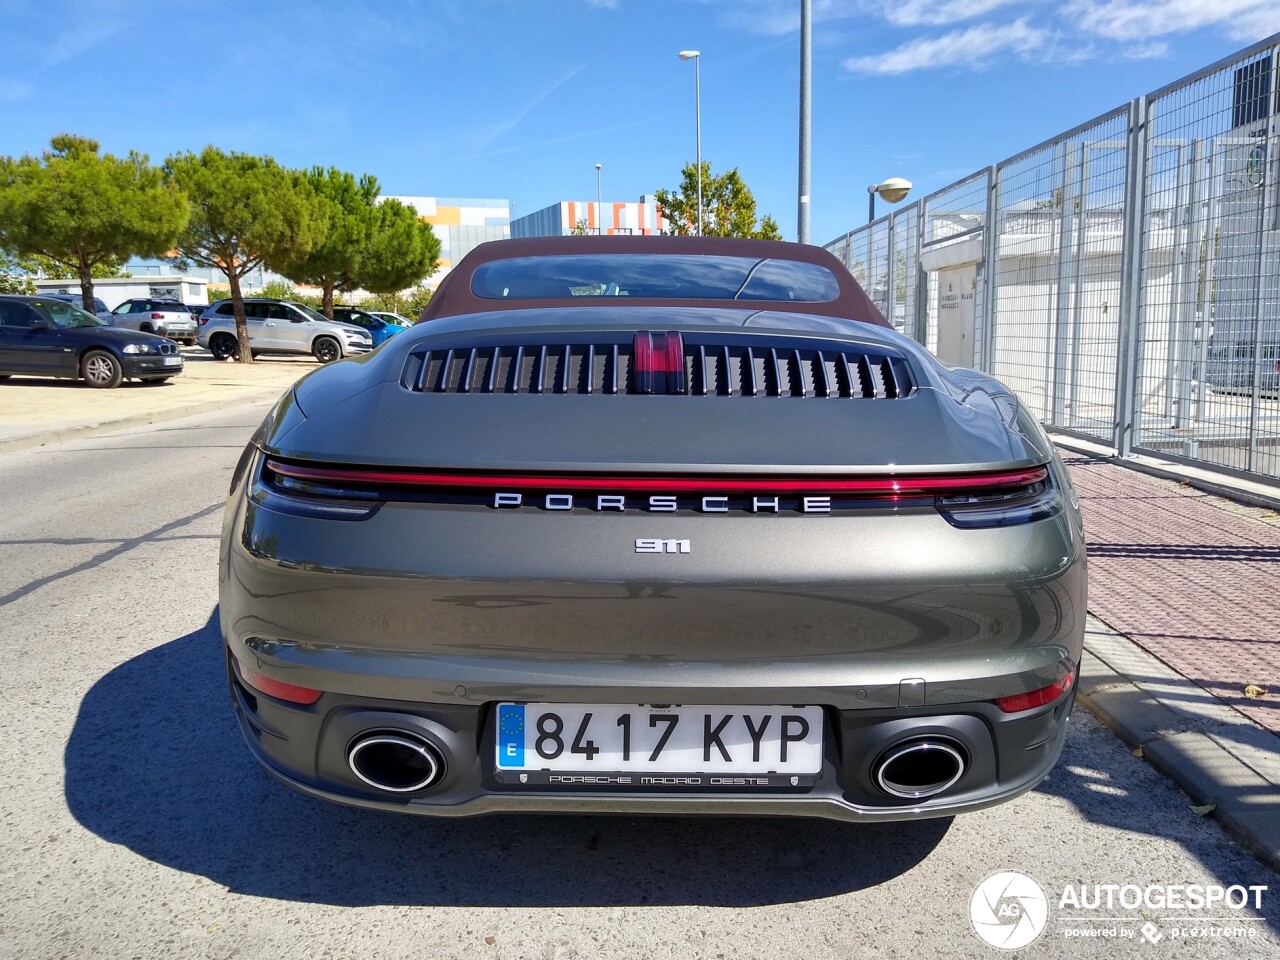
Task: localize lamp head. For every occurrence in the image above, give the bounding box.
[678,50,700,60]
[873,177,913,204]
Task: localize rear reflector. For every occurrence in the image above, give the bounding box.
[237,661,322,705]
[264,460,1049,497]
[633,331,686,394]
[995,670,1074,713]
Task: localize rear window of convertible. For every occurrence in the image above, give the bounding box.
[470,254,841,303]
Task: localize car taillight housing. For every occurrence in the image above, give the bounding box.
[633,331,686,394]
[935,468,1064,529]
[995,670,1075,713]
[236,659,323,705]
[151,313,165,320]
[199,316,209,325]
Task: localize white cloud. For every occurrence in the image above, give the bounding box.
[0,79,33,102]
[883,0,1029,26]
[45,20,123,65]
[475,64,589,148]
[1065,0,1280,41]
[843,17,1048,73]
[1120,40,1168,58]
[1218,3,1280,41]
[716,0,863,37]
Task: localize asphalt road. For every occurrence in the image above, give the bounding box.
[0,400,1277,960]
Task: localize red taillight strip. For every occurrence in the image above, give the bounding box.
[236,660,323,705]
[266,459,1048,496]
[995,669,1075,714]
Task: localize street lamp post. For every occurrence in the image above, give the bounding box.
[867,177,913,223]
[798,0,811,244]
[679,50,702,236]
[595,163,603,235]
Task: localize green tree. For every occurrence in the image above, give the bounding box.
[277,284,329,311]
[655,161,782,240]
[281,169,439,318]
[0,134,188,312]
[362,284,433,321]
[166,148,328,362]
[258,279,300,302]
[356,198,440,301]
[279,167,377,318]
[0,251,35,294]
[20,252,131,280]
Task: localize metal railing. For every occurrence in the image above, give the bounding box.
[824,33,1280,485]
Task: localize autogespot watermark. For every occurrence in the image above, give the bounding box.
[970,872,1267,949]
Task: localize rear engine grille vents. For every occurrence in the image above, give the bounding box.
[400,337,914,399]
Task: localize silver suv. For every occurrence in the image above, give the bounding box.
[198,299,373,362]
[106,299,199,344]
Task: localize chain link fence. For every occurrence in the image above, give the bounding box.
[824,32,1280,485]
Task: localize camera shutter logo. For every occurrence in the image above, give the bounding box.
[970,871,1048,949]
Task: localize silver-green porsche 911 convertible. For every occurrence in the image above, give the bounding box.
[219,235,1085,821]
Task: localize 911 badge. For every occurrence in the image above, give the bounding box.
[635,538,690,554]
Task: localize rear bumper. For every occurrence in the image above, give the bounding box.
[226,648,1075,821]
[220,446,1086,819]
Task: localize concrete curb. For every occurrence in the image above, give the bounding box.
[0,388,285,455]
[1077,616,1280,875]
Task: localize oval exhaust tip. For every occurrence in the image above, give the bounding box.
[874,739,966,800]
[348,733,443,793]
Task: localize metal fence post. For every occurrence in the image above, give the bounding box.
[1052,143,1079,426]
[1245,44,1279,474]
[1115,95,1150,458]
[886,215,896,329]
[980,165,1000,372]
[1172,140,1199,431]
[913,203,929,344]
[1068,145,1091,428]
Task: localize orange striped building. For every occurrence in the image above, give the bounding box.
[511,197,668,238]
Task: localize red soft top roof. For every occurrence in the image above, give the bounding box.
[417,235,888,327]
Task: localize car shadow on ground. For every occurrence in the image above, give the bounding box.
[64,610,950,908]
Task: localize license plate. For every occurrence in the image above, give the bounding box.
[494,703,823,777]
[162,356,182,367]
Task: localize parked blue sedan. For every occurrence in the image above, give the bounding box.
[331,307,407,347]
[0,295,183,387]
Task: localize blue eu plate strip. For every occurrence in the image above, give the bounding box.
[497,703,525,767]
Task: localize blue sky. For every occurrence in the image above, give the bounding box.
[0,0,1276,244]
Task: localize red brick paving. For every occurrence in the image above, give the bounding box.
[1065,455,1280,733]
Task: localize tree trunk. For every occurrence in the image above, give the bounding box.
[322,281,335,319]
[227,270,253,363]
[77,256,95,314]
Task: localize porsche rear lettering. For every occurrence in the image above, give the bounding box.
[491,492,833,513]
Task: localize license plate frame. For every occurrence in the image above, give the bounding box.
[493,703,823,787]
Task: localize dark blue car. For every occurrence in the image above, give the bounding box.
[0,295,184,388]
[332,307,408,347]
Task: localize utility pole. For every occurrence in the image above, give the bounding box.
[798,0,812,244]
